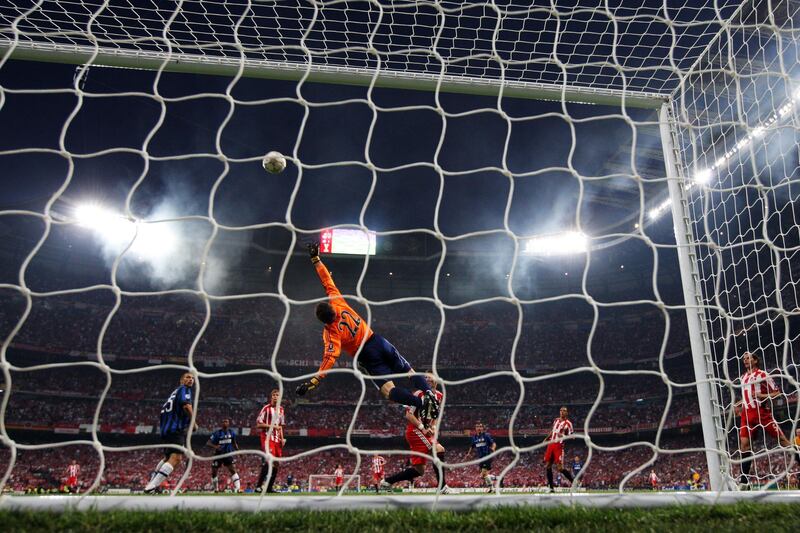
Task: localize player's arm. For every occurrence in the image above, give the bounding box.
[179,387,197,429]
[207,434,220,450]
[297,330,342,396]
[405,407,432,437]
[308,242,342,298]
[232,431,239,451]
[488,433,496,453]
[757,376,782,400]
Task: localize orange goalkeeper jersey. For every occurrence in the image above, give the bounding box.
[314,260,373,378]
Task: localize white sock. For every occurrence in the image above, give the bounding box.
[211,476,219,491]
[232,473,241,491]
[150,459,166,481]
[145,462,173,491]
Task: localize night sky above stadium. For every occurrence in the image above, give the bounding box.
[0,54,680,305]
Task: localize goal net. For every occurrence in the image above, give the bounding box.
[667,0,800,490]
[0,0,798,510]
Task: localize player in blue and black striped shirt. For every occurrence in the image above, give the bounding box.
[208,418,240,492]
[144,372,195,493]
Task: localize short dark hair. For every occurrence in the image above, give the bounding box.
[316,302,336,324]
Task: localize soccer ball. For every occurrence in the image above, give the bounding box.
[262,151,287,174]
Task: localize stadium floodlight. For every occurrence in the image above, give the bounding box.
[74,203,176,259]
[693,169,713,184]
[523,231,588,256]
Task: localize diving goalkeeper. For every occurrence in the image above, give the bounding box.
[295,242,439,420]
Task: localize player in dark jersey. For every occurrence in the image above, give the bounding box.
[144,372,195,493]
[466,422,496,491]
[208,418,240,492]
[571,455,583,485]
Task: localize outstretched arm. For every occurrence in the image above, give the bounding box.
[308,242,342,299]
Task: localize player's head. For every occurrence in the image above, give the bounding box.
[221,418,230,430]
[270,389,281,406]
[559,406,568,418]
[71,459,77,465]
[743,351,760,370]
[574,455,580,462]
[424,373,437,390]
[180,372,194,387]
[475,422,484,434]
[315,302,336,324]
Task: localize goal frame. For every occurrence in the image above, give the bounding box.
[658,103,732,492]
[0,41,665,109]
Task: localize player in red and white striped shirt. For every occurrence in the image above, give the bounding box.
[734,352,792,487]
[255,389,286,493]
[65,460,80,493]
[381,375,451,493]
[371,455,386,493]
[543,406,575,492]
[649,470,659,490]
[334,465,344,491]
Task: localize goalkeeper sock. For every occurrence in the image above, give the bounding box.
[546,467,554,489]
[389,387,423,409]
[560,469,574,483]
[232,473,241,491]
[385,468,421,485]
[211,476,219,491]
[145,462,173,491]
[410,374,431,393]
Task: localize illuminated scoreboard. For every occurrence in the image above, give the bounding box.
[319,228,377,256]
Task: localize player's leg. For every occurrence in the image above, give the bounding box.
[145,451,183,493]
[225,461,241,492]
[556,447,573,485]
[256,457,270,491]
[433,443,449,492]
[739,433,753,487]
[266,463,279,493]
[211,462,220,492]
[544,446,556,491]
[363,334,429,409]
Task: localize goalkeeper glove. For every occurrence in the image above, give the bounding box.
[307,242,320,263]
[296,376,320,396]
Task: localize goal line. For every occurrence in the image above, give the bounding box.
[2,492,800,512]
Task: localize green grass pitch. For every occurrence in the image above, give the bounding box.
[2,502,800,532]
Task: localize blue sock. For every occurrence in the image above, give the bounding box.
[389,386,423,408]
[410,374,431,393]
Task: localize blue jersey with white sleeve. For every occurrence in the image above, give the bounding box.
[210,429,237,455]
[159,384,192,436]
[471,432,495,458]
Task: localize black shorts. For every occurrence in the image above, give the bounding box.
[479,460,492,471]
[357,334,413,389]
[161,431,187,459]
[212,456,235,468]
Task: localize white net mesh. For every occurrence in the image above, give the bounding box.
[0,0,798,506]
[671,0,800,490]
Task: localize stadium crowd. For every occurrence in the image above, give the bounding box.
[2,435,725,493]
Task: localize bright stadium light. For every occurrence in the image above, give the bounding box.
[523,231,588,256]
[693,169,713,184]
[75,203,176,258]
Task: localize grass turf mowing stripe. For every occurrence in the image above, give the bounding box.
[1,502,800,532]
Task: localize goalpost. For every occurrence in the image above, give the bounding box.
[1,0,799,511]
